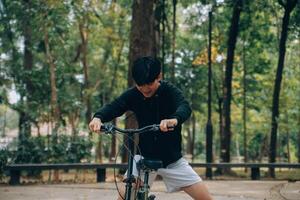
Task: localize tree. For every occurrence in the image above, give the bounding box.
[171,0,177,83]
[20,0,34,139]
[123,0,157,165]
[269,0,298,178]
[44,28,60,133]
[220,0,243,166]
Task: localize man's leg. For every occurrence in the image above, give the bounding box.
[182,182,213,200]
[117,184,125,200]
[117,182,140,200]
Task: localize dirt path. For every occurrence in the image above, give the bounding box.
[265,181,300,200]
[0,181,299,200]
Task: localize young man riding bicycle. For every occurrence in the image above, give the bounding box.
[89,56,213,200]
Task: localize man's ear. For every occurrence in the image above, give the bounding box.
[157,72,162,81]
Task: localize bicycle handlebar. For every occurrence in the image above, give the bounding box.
[100,124,160,134]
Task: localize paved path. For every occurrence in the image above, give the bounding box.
[0,181,299,200]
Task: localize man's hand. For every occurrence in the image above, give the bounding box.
[160,118,178,132]
[89,118,102,133]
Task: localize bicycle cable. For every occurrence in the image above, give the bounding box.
[102,123,160,200]
[112,130,143,200]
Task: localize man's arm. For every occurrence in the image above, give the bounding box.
[169,84,192,125]
[160,83,192,132]
[93,89,132,122]
[89,89,132,133]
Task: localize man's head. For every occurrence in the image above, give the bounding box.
[132,56,162,98]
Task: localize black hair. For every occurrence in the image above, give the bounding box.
[132,56,161,86]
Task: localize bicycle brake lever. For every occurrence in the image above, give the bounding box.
[151,125,160,132]
[101,124,115,134]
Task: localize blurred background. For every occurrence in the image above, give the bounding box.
[0,0,299,183]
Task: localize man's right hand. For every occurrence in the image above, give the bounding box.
[89,117,103,133]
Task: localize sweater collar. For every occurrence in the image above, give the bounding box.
[135,81,164,100]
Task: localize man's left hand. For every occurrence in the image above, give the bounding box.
[160,118,178,132]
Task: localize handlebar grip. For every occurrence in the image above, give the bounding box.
[100,124,115,134]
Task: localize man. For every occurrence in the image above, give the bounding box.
[89,56,212,200]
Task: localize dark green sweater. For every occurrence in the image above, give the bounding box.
[94,81,191,167]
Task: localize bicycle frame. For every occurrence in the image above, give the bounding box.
[101,124,160,200]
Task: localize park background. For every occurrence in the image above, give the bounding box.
[0,0,300,183]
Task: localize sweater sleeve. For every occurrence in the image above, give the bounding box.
[93,89,132,122]
[168,84,192,124]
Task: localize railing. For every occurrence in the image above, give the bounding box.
[4,162,300,185]
[190,163,300,180]
[4,163,127,185]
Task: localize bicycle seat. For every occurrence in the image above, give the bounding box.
[137,159,163,171]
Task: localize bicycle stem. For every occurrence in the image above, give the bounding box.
[100,123,163,200]
[125,132,135,200]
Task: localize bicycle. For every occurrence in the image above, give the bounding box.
[100,123,163,200]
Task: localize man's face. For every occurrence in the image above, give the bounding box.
[136,78,160,98]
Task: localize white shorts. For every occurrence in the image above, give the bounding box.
[125,155,202,192]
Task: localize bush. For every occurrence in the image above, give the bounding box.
[0,148,10,179]
[47,134,69,163]
[48,134,93,163]
[67,136,93,163]
[14,136,47,164]
[4,134,93,165]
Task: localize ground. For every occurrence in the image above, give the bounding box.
[0,180,299,200]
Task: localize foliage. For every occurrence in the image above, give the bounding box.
[0,0,299,166]
[2,134,92,164]
[47,134,93,163]
[0,148,10,179]
[66,135,93,163]
[14,136,47,164]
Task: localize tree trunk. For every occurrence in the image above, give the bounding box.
[170,0,177,83]
[44,29,60,133]
[123,0,156,163]
[235,135,241,162]
[297,105,300,163]
[186,118,192,155]
[18,111,31,140]
[19,0,34,139]
[298,111,300,163]
[44,26,61,181]
[109,40,125,93]
[214,78,223,175]
[128,0,156,86]
[108,41,124,162]
[109,118,117,162]
[96,135,103,163]
[153,1,162,59]
[69,111,79,136]
[191,112,196,161]
[186,115,196,162]
[221,0,243,166]
[269,0,297,178]
[242,41,248,171]
[1,106,6,137]
[79,22,92,126]
[286,127,291,163]
[161,0,166,78]
[259,135,268,162]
